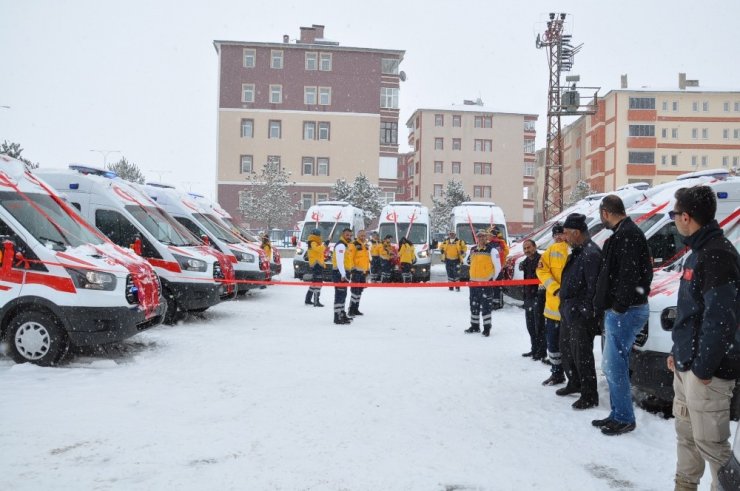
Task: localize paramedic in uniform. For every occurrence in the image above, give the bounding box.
[331,228,354,325]
[304,228,326,307]
[464,229,501,337]
[439,230,466,291]
[347,229,370,316]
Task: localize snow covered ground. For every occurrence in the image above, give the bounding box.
[0,260,725,490]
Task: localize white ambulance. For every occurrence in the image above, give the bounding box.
[142,184,270,294]
[450,202,508,281]
[36,166,234,323]
[377,202,432,282]
[0,156,166,365]
[293,201,366,279]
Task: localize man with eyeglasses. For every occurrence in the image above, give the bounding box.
[592,195,653,436]
[666,186,740,491]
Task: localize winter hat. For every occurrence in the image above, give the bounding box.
[551,223,564,235]
[563,213,588,232]
[311,228,322,235]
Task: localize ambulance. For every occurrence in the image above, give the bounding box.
[142,183,270,294]
[0,156,166,365]
[293,201,366,279]
[36,166,234,323]
[377,202,433,282]
[450,202,508,281]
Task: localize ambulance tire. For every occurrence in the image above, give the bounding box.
[163,288,185,325]
[6,310,69,366]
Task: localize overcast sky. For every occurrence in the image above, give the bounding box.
[1,0,737,198]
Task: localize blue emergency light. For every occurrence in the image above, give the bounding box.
[717,192,728,199]
[69,183,79,190]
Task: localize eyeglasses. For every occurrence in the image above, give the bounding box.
[668,210,685,220]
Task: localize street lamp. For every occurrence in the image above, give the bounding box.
[89,149,121,167]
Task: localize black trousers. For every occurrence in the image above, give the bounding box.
[524,289,546,356]
[560,315,598,401]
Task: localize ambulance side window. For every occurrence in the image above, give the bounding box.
[648,221,683,267]
[175,216,205,237]
[0,217,46,271]
[95,209,161,258]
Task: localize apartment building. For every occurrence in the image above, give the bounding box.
[213,25,404,228]
[405,102,538,234]
[557,78,740,194]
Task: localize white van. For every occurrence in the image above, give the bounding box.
[377,202,432,282]
[37,166,235,323]
[630,207,740,412]
[293,201,366,279]
[450,202,507,281]
[0,156,166,365]
[142,184,270,294]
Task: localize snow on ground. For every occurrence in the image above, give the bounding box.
[0,259,722,490]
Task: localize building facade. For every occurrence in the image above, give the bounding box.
[557,84,740,194]
[214,25,404,228]
[405,103,538,234]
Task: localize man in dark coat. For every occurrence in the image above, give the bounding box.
[558,213,602,410]
[666,186,740,491]
[519,239,546,360]
[592,194,653,436]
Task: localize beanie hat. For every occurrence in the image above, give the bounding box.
[563,213,588,232]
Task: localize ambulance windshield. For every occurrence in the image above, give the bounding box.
[125,205,200,246]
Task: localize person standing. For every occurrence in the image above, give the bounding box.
[536,223,569,386]
[464,229,501,337]
[558,213,602,410]
[398,237,416,283]
[592,195,653,436]
[667,186,740,491]
[379,235,395,283]
[304,228,326,307]
[331,228,354,325]
[439,230,466,291]
[519,239,546,360]
[347,229,370,316]
[369,232,382,282]
[488,226,509,309]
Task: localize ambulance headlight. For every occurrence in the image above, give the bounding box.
[417,250,428,259]
[172,254,207,272]
[230,249,255,263]
[66,268,117,291]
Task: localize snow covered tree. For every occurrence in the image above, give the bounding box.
[0,140,39,170]
[238,156,297,230]
[107,157,145,184]
[431,180,470,233]
[564,179,594,207]
[331,174,384,226]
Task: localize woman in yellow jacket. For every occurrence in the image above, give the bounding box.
[536,223,569,386]
[398,237,416,283]
[305,228,327,307]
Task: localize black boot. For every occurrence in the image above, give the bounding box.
[340,311,353,323]
[314,293,324,307]
[464,325,481,334]
[334,313,351,325]
[482,325,491,337]
[305,291,313,305]
[348,303,364,316]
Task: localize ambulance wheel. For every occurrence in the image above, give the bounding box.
[163,288,184,324]
[6,310,69,366]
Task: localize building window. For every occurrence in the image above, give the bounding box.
[434,138,444,150]
[241,84,255,103]
[301,193,313,211]
[240,119,254,138]
[735,102,740,112]
[628,125,655,137]
[723,129,730,139]
[381,58,399,75]
[474,162,492,175]
[661,128,667,138]
[452,115,461,127]
[305,52,318,70]
[701,128,708,139]
[317,157,329,176]
[524,162,535,176]
[723,156,729,167]
[452,161,461,174]
[473,186,491,198]
[317,193,329,202]
[702,101,709,111]
[629,97,655,109]
[269,84,282,104]
[474,116,492,128]
[691,155,698,167]
[523,139,535,153]
[724,102,731,112]
[435,114,444,127]
[524,120,536,131]
[267,155,281,171]
[240,155,253,174]
[302,157,314,175]
[434,161,443,173]
[701,155,708,167]
[735,129,740,139]
[319,53,332,71]
[628,151,655,164]
[661,155,667,166]
[380,122,398,145]
[671,155,678,166]
[243,49,255,68]
[318,122,330,140]
[452,138,461,150]
[662,101,668,111]
[318,87,331,105]
[380,87,399,109]
[673,101,679,111]
[433,184,443,197]
[672,128,678,139]
[268,120,281,139]
[691,128,698,139]
[303,121,316,140]
[304,86,317,105]
[271,50,283,69]
[735,156,740,167]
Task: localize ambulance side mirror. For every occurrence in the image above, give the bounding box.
[130,236,143,256]
[291,236,297,246]
[2,239,15,271]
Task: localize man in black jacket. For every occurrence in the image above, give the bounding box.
[592,195,653,436]
[666,186,740,491]
[558,213,602,410]
[519,239,546,360]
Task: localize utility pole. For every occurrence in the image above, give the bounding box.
[536,13,598,220]
[89,149,121,168]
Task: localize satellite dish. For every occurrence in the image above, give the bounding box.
[399,71,407,81]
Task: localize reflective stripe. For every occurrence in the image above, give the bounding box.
[543,278,555,289]
[544,307,561,320]
[549,251,566,259]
